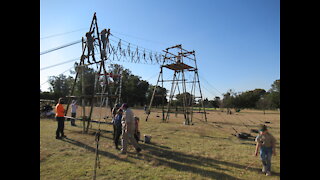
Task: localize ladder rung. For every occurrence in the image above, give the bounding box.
[97,73,121,77]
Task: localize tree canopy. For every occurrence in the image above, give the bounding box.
[40,65,279,110]
[41,64,167,107]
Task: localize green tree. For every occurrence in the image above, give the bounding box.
[221,89,236,109]
[211,96,221,109]
[233,89,266,109]
[107,64,151,107]
[203,98,210,108]
[268,79,280,109]
[146,85,167,107]
[48,74,75,99]
[270,79,280,93]
[175,92,194,107]
[256,94,272,114]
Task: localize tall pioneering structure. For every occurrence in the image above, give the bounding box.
[145,44,207,124]
[64,13,122,133]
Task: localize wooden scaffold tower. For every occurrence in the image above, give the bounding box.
[64,13,122,133]
[145,44,207,124]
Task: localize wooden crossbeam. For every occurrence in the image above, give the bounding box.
[165,44,181,50]
[162,62,194,71]
[97,73,121,77]
[64,116,113,125]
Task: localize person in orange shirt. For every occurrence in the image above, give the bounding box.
[55,98,66,139]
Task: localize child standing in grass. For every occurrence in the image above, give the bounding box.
[254,124,276,176]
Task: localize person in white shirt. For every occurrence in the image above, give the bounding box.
[120,103,142,154]
[70,100,77,126]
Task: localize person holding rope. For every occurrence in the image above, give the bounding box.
[119,103,142,154]
[55,98,66,139]
[254,124,276,176]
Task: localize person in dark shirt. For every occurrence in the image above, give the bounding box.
[85,31,96,63]
[113,109,123,149]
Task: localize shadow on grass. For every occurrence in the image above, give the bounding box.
[70,124,113,134]
[65,128,114,141]
[142,142,171,149]
[131,143,237,179]
[211,121,262,129]
[61,137,132,164]
[136,142,280,179]
[201,135,231,140]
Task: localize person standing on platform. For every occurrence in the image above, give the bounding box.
[85,30,96,63]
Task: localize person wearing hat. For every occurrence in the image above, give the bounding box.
[55,98,66,139]
[120,103,142,154]
[254,124,277,176]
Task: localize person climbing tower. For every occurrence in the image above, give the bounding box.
[100,28,110,60]
[86,30,96,63]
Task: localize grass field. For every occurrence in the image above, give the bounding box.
[40,107,280,180]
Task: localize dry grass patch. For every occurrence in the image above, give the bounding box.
[41,108,280,180]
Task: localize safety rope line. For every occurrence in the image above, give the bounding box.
[193,116,231,134]
[92,59,108,180]
[40,65,75,86]
[40,27,88,40]
[229,114,251,131]
[195,73,262,135]
[40,57,80,71]
[40,40,82,55]
[213,112,239,134]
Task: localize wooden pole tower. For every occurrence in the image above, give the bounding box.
[64,13,122,133]
[145,44,207,124]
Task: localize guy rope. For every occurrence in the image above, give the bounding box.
[93,72,108,180]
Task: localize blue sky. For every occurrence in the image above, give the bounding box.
[40,0,280,99]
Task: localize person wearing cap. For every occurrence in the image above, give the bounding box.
[120,103,142,154]
[254,124,277,176]
[55,98,66,139]
[70,100,77,126]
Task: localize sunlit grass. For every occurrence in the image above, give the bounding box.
[40,108,280,179]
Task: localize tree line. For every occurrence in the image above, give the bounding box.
[40,64,167,107]
[200,79,280,111]
[40,64,279,111]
